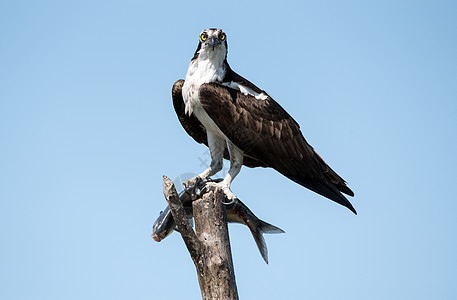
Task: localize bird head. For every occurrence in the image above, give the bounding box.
[192,28,228,61]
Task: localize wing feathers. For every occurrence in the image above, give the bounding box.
[173,78,355,213]
[172,79,266,169]
[198,82,356,213]
[172,80,207,145]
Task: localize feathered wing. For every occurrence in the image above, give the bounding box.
[172,79,266,168]
[198,82,356,214]
[172,80,207,145]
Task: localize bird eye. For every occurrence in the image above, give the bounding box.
[219,33,225,41]
[200,33,207,41]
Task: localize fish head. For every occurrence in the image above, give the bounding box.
[151,208,175,242]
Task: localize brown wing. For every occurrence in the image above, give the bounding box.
[198,82,356,214]
[172,80,266,168]
[172,80,207,145]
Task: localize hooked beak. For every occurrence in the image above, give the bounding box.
[207,36,221,50]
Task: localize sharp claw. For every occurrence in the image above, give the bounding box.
[183,176,203,191]
[193,181,238,204]
[199,182,215,195]
[196,185,206,197]
[222,197,236,205]
[194,186,201,195]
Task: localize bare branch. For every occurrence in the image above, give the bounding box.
[162,176,201,261]
[193,189,239,300]
[161,176,239,300]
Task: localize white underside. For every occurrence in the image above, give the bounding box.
[182,47,227,139]
[181,42,250,197]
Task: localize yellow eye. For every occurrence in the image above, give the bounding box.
[219,33,225,41]
[200,33,207,41]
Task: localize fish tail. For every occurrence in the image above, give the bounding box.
[258,220,285,234]
[251,220,285,264]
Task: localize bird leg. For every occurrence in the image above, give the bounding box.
[203,141,244,203]
[183,134,224,189]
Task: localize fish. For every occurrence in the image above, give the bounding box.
[151,180,284,264]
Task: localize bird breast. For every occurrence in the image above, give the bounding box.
[182,51,226,115]
[182,57,227,138]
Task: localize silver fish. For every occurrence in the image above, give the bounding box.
[152,181,284,264]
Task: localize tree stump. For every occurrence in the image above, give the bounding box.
[162,176,238,300]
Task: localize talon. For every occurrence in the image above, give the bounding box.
[203,182,218,192]
[222,196,236,205]
[195,186,201,196]
[197,182,238,204]
[183,176,202,190]
[195,181,213,197]
[221,187,237,204]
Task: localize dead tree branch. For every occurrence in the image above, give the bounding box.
[162,176,200,260]
[162,176,239,300]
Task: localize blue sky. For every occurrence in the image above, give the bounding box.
[1,0,456,299]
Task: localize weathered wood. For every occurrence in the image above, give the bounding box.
[162,176,239,300]
[193,189,239,300]
[162,176,201,261]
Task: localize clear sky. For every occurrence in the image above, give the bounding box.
[1,1,456,299]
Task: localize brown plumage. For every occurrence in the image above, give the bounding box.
[172,80,267,168]
[172,78,356,214]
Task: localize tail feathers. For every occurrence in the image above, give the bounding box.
[336,184,355,197]
[251,220,285,264]
[290,176,357,214]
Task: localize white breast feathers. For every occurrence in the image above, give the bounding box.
[182,49,227,116]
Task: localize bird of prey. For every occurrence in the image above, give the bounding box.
[172,28,356,214]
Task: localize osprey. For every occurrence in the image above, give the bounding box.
[172,28,356,214]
